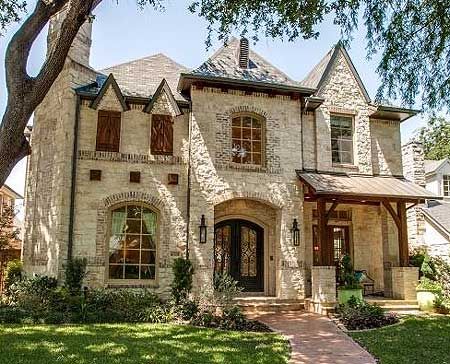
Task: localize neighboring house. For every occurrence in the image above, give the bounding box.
[425,158,450,199]
[23,10,436,310]
[0,184,23,292]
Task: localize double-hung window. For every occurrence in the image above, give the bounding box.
[443,175,450,197]
[330,114,354,164]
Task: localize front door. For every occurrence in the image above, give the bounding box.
[214,219,264,292]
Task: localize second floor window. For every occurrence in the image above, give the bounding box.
[96,110,121,152]
[231,114,263,165]
[151,114,173,155]
[444,175,450,196]
[330,114,354,164]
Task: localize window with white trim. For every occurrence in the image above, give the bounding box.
[108,203,157,280]
[443,175,450,197]
[330,114,354,164]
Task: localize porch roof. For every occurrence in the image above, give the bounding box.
[296,171,439,202]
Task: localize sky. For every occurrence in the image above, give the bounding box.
[0,0,429,207]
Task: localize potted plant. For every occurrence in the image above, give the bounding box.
[416,277,442,311]
[337,254,363,305]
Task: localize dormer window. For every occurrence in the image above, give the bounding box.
[443,175,450,196]
[330,114,354,165]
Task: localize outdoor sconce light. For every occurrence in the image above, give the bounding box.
[199,214,207,244]
[292,219,300,246]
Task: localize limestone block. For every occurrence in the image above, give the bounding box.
[391,266,419,300]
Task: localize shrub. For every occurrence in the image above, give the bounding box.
[63,258,87,296]
[434,292,450,314]
[4,259,22,292]
[0,306,29,324]
[173,298,199,321]
[171,258,194,304]
[339,254,361,289]
[213,273,242,307]
[338,298,399,330]
[416,277,443,292]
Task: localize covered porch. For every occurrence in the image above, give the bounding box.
[297,170,438,312]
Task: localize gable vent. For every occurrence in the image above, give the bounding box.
[239,37,249,69]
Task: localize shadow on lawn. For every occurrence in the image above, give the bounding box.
[0,323,289,364]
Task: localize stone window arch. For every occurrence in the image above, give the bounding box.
[231,112,265,166]
[107,202,158,281]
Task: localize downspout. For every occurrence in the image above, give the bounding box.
[185,101,193,260]
[300,98,305,170]
[68,94,81,261]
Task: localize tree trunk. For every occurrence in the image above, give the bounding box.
[0,0,100,187]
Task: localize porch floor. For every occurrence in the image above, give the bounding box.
[249,311,376,364]
[235,296,305,313]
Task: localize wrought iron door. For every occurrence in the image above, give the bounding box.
[214,219,264,292]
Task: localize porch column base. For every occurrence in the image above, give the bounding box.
[310,266,336,314]
[390,267,419,300]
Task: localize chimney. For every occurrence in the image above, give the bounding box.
[47,7,94,67]
[402,140,426,187]
[238,37,249,69]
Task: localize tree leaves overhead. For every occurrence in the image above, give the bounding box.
[0,0,26,34]
[418,116,450,160]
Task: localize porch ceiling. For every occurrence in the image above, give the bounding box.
[296,171,440,202]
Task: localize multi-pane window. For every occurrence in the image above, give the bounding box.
[444,175,450,196]
[108,203,157,280]
[330,114,354,164]
[231,115,263,165]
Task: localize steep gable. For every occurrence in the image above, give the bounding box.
[301,43,371,104]
[90,73,128,111]
[144,79,181,116]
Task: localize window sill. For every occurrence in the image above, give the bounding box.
[228,162,266,172]
[107,280,159,289]
[332,163,358,170]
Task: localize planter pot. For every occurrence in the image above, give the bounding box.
[338,288,363,305]
[417,290,437,311]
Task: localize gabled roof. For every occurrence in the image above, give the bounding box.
[90,73,129,111]
[179,37,314,94]
[101,54,189,102]
[300,42,371,103]
[144,78,181,115]
[0,184,23,200]
[425,158,450,175]
[421,200,450,236]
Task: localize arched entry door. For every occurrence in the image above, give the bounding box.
[214,219,264,292]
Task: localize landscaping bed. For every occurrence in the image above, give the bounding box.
[0,323,290,364]
[351,316,450,364]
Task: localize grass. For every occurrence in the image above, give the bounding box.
[351,316,450,364]
[0,323,289,364]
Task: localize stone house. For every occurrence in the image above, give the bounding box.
[23,13,437,309]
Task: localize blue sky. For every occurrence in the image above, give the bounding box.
[0,0,428,201]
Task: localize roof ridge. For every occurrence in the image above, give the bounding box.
[248,48,299,84]
[100,53,188,73]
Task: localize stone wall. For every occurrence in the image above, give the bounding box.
[402,141,426,249]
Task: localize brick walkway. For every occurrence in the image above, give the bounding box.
[252,311,376,364]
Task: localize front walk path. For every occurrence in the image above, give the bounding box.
[251,311,376,364]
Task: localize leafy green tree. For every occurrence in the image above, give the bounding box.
[418,116,450,160]
[1,0,450,186]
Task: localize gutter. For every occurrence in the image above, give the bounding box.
[68,95,82,261]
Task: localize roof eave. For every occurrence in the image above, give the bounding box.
[178,73,316,95]
[370,105,421,122]
[1,184,23,200]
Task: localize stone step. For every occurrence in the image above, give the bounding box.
[235,297,305,313]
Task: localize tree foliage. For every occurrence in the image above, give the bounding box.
[418,116,450,160]
[0,204,19,252]
[1,0,450,185]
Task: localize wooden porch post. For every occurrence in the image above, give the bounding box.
[317,199,330,266]
[397,202,409,267]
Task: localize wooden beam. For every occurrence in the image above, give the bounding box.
[326,200,339,222]
[397,202,409,267]
[317,198,330,266]
[406,202,419,210]
[382,199,401,229]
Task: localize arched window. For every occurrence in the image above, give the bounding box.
[231,114,264,165]
[108,203,157,280]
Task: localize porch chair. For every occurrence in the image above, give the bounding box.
[354,270,375,296]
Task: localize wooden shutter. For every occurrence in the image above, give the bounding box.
[96,110,121,152]
[151,114,173,155]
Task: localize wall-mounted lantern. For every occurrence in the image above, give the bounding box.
[199,214,207,244]
[291,219,300,246]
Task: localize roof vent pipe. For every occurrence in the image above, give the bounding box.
[239,37,249,69]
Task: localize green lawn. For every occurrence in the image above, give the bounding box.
[351,316,450,364]
[0,323,289,364]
